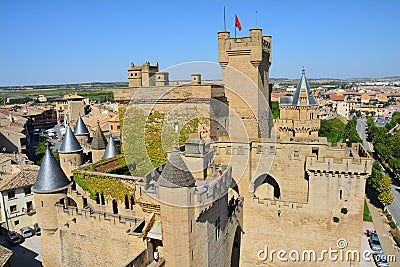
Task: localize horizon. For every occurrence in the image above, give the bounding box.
[1,0,399,86]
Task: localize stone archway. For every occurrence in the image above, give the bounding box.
[253,174,280,200]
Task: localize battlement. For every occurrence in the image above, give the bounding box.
[128,61,159,88]
[306,155,372,174]
[192,166,233,205]
[252,197,307,210]
[148,165,233,207]
[56,204,145,232]
[218,29,272,67]
[222,36,271,54]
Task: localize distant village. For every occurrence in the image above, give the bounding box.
[272,78,400,121]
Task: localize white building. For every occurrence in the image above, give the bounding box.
[0,156,39,232]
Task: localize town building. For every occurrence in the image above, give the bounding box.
[54,94,87,125]
[0,154,39,232]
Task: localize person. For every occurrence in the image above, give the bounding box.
[230,195,235,214]
[235,194,241,206]
[203,182,209,190]
[204,182,210,197]
[216,170,222,178]
[154,249,159,262]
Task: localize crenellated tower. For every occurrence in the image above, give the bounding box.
[218,29,272,138]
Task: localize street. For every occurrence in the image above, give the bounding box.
[356,118,371,151]
[0,234,42,266]
[357,118,400,242]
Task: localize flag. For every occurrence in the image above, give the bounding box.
[235,15,242,31]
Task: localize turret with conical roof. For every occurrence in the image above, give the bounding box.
[157,149,197,267]
[33,146,72,193]
[74,114,90,152]
[275,68,320,138]
[33,145,71,258]
[59,125,84,177]
[158,149,196,188]
[91,121,108,163]
[103,133,120,160]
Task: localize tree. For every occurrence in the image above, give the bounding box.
[271,101,280,119]
[388,158,400,175]
[34,135,47,165]
[378,190,394,207]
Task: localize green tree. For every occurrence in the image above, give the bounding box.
[318,118,345,145]
[378,190,394,207]
[388,158,400,175]
[271,101,280,119]
[34,135,47,165]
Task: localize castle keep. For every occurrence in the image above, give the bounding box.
[34,27,372,266]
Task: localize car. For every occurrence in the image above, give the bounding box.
[369,234,382,251]
[33,223,41,236]
[373,252,389,267]
[5,231,24,245]
[20,227,34,238]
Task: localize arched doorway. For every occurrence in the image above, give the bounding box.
[253,174,280,200]
[231,227,241,267]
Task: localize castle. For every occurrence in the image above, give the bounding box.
[33,28,372,266]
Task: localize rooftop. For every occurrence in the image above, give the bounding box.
[0,169,39,191]
[32,146,72,193]
[59,125,83,153]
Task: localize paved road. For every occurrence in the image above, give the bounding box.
[0,234,42,266]
[366,198,400,267]
[356,118,371,151]
[387,182,400,229]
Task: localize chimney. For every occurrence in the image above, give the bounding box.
[155,72,169,86]
[191,74,201,85]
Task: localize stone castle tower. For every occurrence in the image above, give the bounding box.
[32,146,72,267]
[218,28,272,138]
[157,148,241,267]
[103,133,119,160]
[74,115,90,153]
[90,121,108,163]
[275,68,320,138]
[128,61,159,87]
[58,125,84,177]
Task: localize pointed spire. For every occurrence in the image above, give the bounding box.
[32,146,72,193]
[291,67,317,106]
[157,149,195,188]
[59,125,83,153]
[91,121,107,150]
[103,132,119,159]
[74,114,89,136]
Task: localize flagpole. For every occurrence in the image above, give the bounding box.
[224,6,226,31]
[256,11,258,28]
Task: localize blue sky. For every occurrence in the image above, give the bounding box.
[0,0,399,86]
